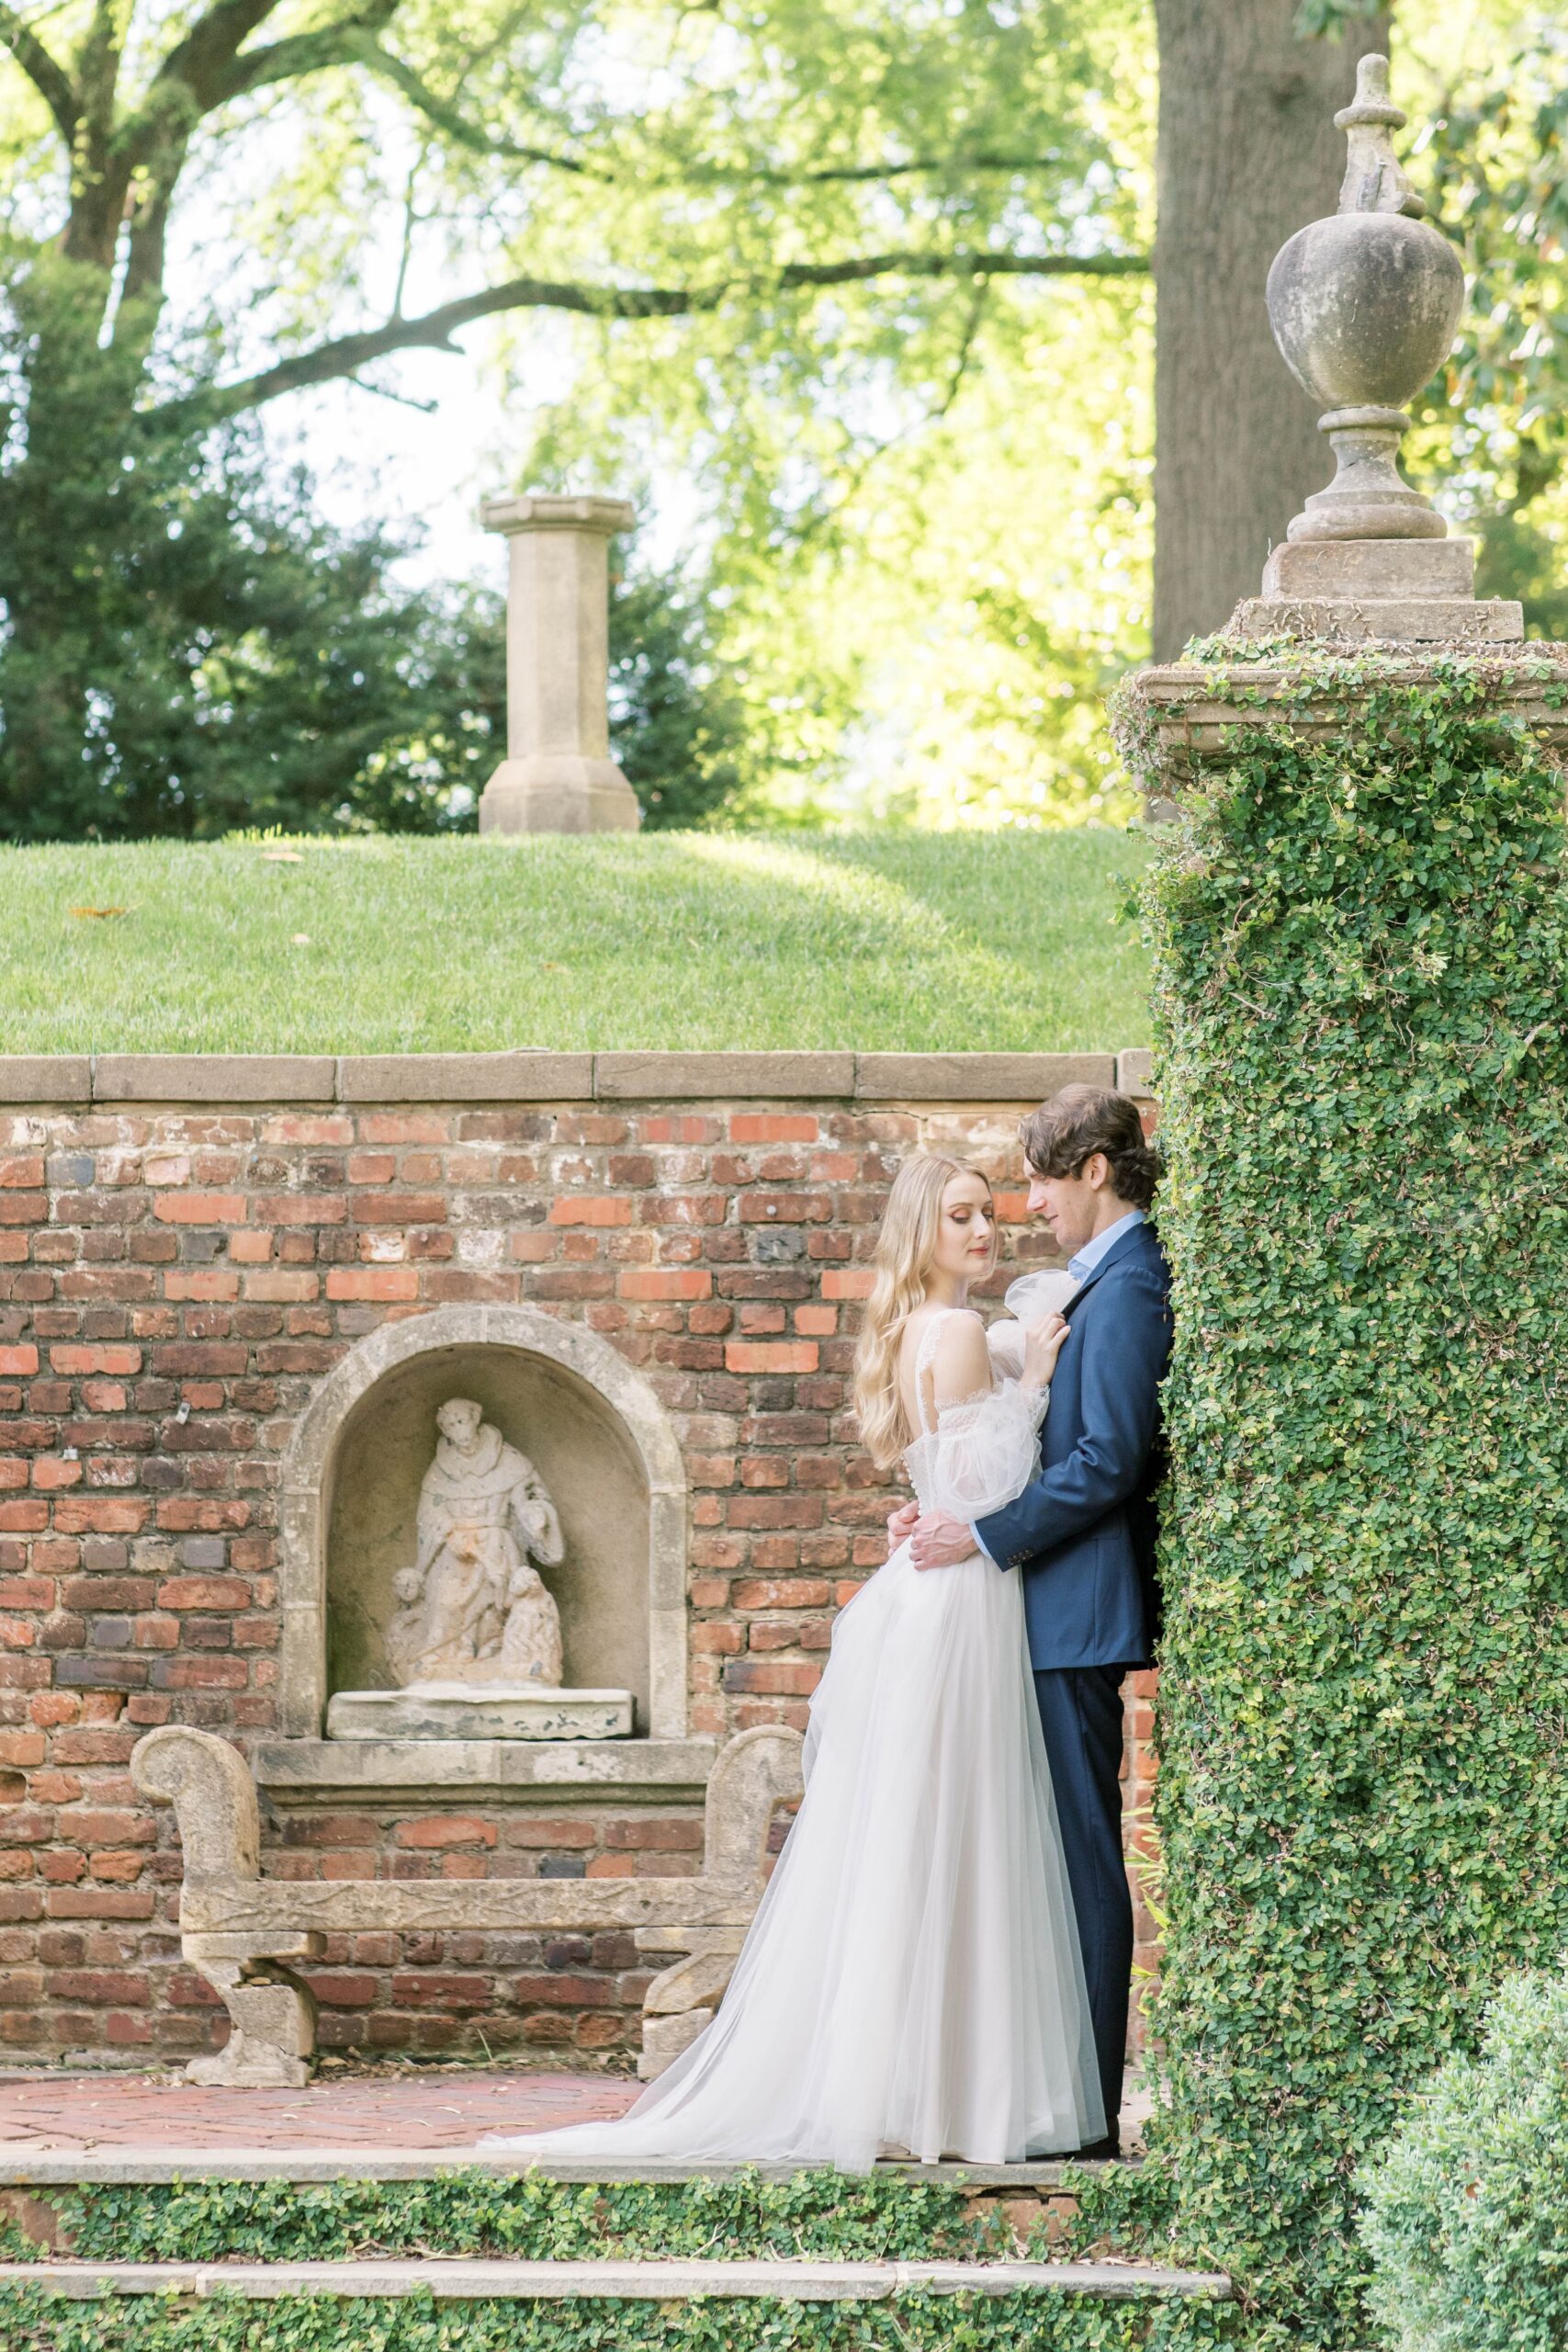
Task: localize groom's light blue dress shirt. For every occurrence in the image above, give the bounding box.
[968,1209,1146,1561]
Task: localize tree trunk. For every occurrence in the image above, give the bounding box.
[1152,1,1393,657]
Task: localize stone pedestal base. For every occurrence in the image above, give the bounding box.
[1231,536,1523,645]
[479,757,641,835]
[326,1684,637,1742]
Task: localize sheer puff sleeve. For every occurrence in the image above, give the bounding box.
[922,1374,1049,1520]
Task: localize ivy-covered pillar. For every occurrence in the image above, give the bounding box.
[1119,55,1568,2352]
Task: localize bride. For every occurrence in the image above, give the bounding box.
[484,1152,1104,2168]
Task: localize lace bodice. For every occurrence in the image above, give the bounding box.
[902,1312,1049,1519]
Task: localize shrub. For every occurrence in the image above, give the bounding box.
[1357,1960,1568,2352]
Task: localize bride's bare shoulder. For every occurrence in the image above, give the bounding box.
[927,1309,992,1401]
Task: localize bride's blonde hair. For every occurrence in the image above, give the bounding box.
[853,1153,992,1469]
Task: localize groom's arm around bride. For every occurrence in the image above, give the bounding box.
[901,1084,1172,2151]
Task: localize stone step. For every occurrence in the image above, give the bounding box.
[0,2256,1230,2304]
[0,2146,1112,2188]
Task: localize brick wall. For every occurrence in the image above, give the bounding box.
[0,1053,1158,2071]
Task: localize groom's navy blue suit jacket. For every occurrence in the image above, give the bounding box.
[976,1218,1172,1670]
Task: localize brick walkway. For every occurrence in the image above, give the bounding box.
[0,2070,638,2154]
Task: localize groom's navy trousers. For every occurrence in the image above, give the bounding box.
[975,1218,1172,2138]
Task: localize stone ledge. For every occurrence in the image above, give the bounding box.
[0,1047,1159,1106]
[855,1053,1115,1102]
[93,1054,337,1102]
[0,1057,91,1103]
[0,2256,1231,2302]
[339,1052,593,1102]
[0,2149,1117,2188]
[253,1736,718,1802]
[594,1051,857,1099]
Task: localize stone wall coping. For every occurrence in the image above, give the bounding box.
[0,2150,1093,2188]
[0,2256,1234,2302]
[0,1049,1155,1106]
[253,1736,719,1801]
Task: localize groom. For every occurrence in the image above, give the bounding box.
[889,1084,1171,2156]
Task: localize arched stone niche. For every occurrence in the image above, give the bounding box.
[275,1306,688,1743]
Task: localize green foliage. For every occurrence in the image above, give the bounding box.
[1357,1960,1568,2352]
[1127,653,1568,2349]
[607,569,748,830]
[0,2284,1199,2352]
[0,829,1153,1051]
[0,264,497,841]
[30,2167,998,2264]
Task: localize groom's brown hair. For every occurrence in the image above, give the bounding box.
[1019,1085,1161,1209]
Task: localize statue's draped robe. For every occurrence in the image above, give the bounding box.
[388,1425,565,1685]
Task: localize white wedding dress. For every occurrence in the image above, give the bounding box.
[484,1312,1104,2169]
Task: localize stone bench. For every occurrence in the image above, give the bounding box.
[131,1723,804,2089]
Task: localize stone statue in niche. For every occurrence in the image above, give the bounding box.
[385,1398,566,1687]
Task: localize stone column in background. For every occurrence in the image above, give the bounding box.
[479,492,640,834]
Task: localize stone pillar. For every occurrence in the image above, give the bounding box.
[479,492,640,834]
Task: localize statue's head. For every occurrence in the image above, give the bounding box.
[436,1397,484,1451]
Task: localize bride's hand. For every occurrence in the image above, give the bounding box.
[886,1500,919,1551]
[1021,1311,1070,1389]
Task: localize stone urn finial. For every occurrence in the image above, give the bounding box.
[1265,52,1463,545]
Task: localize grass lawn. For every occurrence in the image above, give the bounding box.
[4,831,1155,1054]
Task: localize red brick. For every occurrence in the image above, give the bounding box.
[44,1887,153,1918]
[737,1193,831,1224]
[310,1973,381,2007]
[325,1268,419,1301]
[727,1495,822,1531]
[52,1499,148,1534]
[253,1193,347,1227]
[548,1197,633,1227]
[691,1623,743,1654]
[795,1305,837,1336]
[511,1973,615,2007]
[152,1193,247,1226]
[156,1577,248,1611]
[0,1347,39,1376]
[242,1272,319,1303]
[31,1460,82,1492]
[617,1269,713,1301]
[353,1194,446,1226]
[732,1578,830,1610]
[0,1156,44,1188]
[821,1269,874,1299]
[50,1345,141,1376]
[723,1341,818,1374]
[723,1658,822,1696]
[164,1272,240,1302]
[393,1817,497,1850]
[729,1115,818,1143]
[604,1818,702,1850]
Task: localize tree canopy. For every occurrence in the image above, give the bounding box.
[0,0,1562,835]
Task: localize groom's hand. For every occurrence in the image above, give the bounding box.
[910,1510,974,1572]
